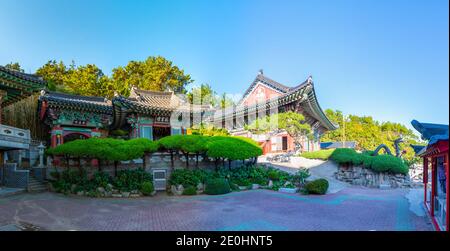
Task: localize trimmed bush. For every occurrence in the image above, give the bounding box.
[114,169,152,192]
[305,179,329,195]
[300,149,335,160]
[140,181,154,196]
[204,178,231,195]
[370,155,409,174]
[330,148,409,174]
[182,186,197,195]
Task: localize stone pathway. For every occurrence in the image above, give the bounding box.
[0,188,433,231]
[259,156,349,194]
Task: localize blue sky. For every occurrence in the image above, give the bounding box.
[0,0,448,130]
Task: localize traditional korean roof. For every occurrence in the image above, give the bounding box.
[228,74,337,131]
[111,86,211,129]
[112,87,184,116]
[411,120,448,145]
[38,90,113,115]
[320,141,357,149]
[241,72,292,98]
[411,120,449,157]
[0,66,46,106]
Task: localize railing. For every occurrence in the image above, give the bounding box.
[0,124,31,149]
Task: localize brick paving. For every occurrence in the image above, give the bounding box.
[0,187,433,231]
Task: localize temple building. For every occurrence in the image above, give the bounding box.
[38,91,113,147]
[215,71,337,154]
[38,86,209,147]
[1,66,45,163]
[411,120,449,231]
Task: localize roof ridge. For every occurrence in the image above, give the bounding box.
[43,90,109,103]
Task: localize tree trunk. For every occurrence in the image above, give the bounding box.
[214,158,218,171]
[228,159,231,170]
[196,154,199,168]
[184,152,189,168]
[98,159,102,172]
[170,151,174,167]
[114,161,118,177]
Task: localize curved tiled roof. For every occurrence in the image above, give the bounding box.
[0,66,45,85]
[0,66,46,106]
[38,90,113,114]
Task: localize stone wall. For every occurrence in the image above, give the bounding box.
[2,163,29,189]
[46,151,250,179]
[335,165,413,189]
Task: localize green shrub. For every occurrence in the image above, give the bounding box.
[182,186,197,195]
[305,179,329,195]
[204,178,231,195]
[300,149,335,160]
[92,172,111,189]
[140,181,154,196]
[206,136,262,161]
[114,169,152,192]
[268,170,280,180]
[370,155,409,174]
[330,148,409,174]
[169,169,201,187]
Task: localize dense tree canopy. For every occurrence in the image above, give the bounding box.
[111,56,193,96]
[34,56,192,98]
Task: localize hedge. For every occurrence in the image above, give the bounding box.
[300,149,335,160]
[204,178,231,195]
[305,179,329,195]
[329,148,409,174]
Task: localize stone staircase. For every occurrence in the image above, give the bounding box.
[27,176,48,192]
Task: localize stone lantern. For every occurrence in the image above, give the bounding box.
[38,143,46,167]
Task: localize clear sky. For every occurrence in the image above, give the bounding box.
[1,0,448,129]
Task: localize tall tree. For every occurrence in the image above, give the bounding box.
[246,111,312,152]
[111,56,193,96]
[4,62,24,72]
[36,60,70,92]
[187,83,216,106]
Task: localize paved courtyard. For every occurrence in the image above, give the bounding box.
[0,187,433,231]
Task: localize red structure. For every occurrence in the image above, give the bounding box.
[411,120,449,231]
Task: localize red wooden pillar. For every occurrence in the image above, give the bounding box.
[445,153,449,231]
[431,157,436,216]
[423,157,428,206]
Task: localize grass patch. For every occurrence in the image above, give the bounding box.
[300,149,335,160]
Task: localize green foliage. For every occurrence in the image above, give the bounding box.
[321,109,423,163]
[4,62,24,72]
[329,148,409,174]
[187,83,217,106]
[114,169,152,192]
[206,136,262,160]
[190,123,229,136]
[305,179,329,195]
[300,149,335,160]
[370,155,409,174]
[169,169,202,187]
[111,56,193,96]
[140,181,154,196]
[246,111,312,149]
[47,138,159,164]
[92,172,111,188]
[204,178,231,195]
[182,186,197,196]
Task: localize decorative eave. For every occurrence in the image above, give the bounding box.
[0,66,46,106]
[37,90,113,122]
[218,78,338,131]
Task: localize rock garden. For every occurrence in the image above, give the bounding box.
[300,148,418,188]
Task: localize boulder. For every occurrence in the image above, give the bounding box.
[112,193,122,198]
[251,184,260,190]
[268,180,273,188]
[121,192,130,198]
[97,187,105,193]
[76,191,85,196]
